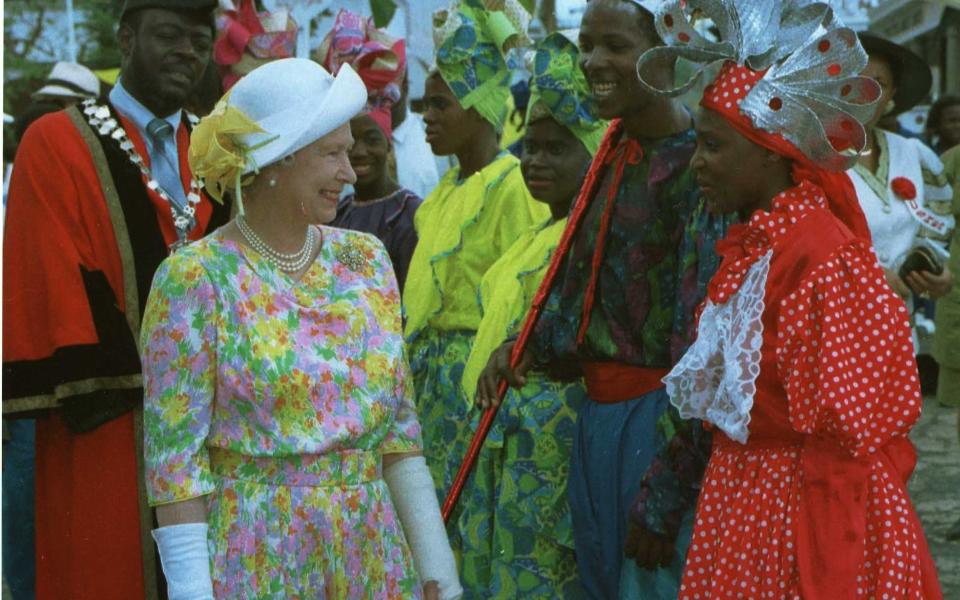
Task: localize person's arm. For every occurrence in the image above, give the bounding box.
[382,451,461,600]
[377,241,462,600]
[624,410,710,569]
[778,240,923,454]
[141,254,220,600]
[625,198,730,569]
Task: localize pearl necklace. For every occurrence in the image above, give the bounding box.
[81,99,202,251]
[236,216,318,273]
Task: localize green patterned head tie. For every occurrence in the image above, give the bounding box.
[432,0,532,130]
[526,32,606,155]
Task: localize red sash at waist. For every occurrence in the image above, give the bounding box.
[580,362,669,403]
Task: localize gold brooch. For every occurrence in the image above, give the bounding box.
[335,243,366,271]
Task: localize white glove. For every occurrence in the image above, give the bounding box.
[152,522,215,600]
[383,455,463,600]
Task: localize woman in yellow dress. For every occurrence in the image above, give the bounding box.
[403,0,549,502]
[456,33,607,598]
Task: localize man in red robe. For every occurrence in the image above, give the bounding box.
[2,0,229,597]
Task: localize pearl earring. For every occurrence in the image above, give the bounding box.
[268,176,278,187]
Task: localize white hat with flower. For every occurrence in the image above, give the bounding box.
[189,57,367,205]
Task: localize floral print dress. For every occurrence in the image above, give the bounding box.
[141,226,423,599]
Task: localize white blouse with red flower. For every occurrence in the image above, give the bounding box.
[848,129,953,269]
[664,181,942,599]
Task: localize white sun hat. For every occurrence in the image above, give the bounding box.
[227,57,367,174]
[32,62,100,99]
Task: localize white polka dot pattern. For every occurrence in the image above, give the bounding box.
[679,182,936,598]
[777,242,921,458]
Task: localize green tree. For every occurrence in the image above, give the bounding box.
[4,0,122,156]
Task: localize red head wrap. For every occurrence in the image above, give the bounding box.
[316,10,406,139]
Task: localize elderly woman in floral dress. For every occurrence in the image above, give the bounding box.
[140,58,461,599]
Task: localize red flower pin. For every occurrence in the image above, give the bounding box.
[891,177,917,200]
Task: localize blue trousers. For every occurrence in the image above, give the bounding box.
[568,389,692,599]
[3,419,36,600]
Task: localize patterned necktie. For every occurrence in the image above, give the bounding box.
[146,117,185,207]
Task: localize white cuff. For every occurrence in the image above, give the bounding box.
[152,522,214,600]
[383,455,463,600]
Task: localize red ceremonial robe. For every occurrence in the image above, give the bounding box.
[2,102,229,599]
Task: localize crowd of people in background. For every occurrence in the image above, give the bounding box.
[2,0,959,599]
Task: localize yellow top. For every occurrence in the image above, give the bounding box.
[403,153,550,338]
[460,217,566,402]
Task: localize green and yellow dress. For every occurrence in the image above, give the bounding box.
[457,218,586,598]
[402,153,550,501]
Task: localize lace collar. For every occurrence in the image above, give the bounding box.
[708,181,827,304]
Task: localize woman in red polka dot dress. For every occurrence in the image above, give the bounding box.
[635,1,944,598]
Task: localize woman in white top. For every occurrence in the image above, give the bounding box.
[849,34,954,347]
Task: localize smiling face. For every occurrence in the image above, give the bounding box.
[118,8,213,117]
[521,117,592,215]
[422,72,488,156]
[280,124,357,224]
[348,113,391,191]
[691,109,787,217]
[578,0,661,121]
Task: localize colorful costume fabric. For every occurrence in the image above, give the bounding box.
[213,0,297,91]
[528,120,727,599]
[525,33,605,155]
[317,9,405,138]
[531,128,720,368]
[432,0,531,129]
[403,153,549,497]
[141,228,423,598]
[453,33,608,595]
[667,182,942,599]
[332,188,422,291]
[457,219,585,598]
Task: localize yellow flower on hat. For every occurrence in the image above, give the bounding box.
[188,95,270,204]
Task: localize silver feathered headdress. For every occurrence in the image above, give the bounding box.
[636,0,880,171]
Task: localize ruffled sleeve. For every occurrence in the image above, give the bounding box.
[380,345,424,454]
[141,249,219,505]
[776,240,922,456]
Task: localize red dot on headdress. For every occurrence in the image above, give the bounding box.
[827,64,842,76]
[678,32,690,42]
[841,84,852,96]
[818,39,831,52]
[664,14,674,27]
[769,97,783,110]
